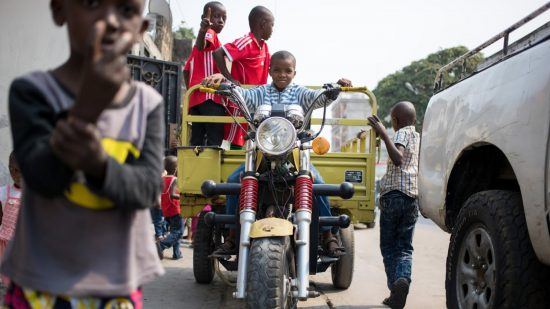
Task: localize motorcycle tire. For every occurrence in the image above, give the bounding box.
[246,236,297,309]
[193,211,215,284]
[331,225,355,289]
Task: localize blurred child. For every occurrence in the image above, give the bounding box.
[157,156,183,260]
[3,0,164,306]
[183,2,227,146]
[213,5,274,148]
[0,152,22,285]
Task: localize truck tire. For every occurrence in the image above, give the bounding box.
[193,212,215,284]
[246,236,296,309]
[446,190,550,309]
[331,225,355,289]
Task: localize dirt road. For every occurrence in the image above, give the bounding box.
[144,216,449,308]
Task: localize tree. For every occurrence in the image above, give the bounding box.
[173,21,196,40]
[372,46,484,126]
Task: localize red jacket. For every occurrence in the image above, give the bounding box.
[161,175,180,217]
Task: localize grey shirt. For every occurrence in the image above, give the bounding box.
[3,71,165,296]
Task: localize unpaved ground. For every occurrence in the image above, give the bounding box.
[144,217,449,308]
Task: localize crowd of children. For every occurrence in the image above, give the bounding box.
[0,1,419,308]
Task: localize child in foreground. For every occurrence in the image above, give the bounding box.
[0,152,22,286]
[3,0,164,306]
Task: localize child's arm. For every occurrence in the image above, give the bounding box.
[213,48,239,85]
[183,70,190,89]
[196,8,212,51]
[170,178,180,200]
[9,80,75,196]
[368,115,405,166]
[300,78,352,111]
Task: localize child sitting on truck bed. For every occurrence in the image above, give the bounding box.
[203,50,352,257]
[368,102,420,309]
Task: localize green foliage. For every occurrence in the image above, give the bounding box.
[372,46,484,126]
[173,21,196,40]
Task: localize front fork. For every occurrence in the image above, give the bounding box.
[294,149,313,300]
[234,140,258,299]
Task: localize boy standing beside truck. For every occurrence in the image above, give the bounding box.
[368,101,420,309]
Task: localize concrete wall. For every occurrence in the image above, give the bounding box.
[0,0,69,185]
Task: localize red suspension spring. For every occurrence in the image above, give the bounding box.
[239,176,259,212]
[294,175,313,211]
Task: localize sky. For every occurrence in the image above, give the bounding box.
[164,0,549,89]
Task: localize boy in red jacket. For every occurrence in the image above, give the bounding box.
[157,156,183,260]
[183,2,227,146]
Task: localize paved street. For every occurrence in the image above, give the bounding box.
[144,216,449,308]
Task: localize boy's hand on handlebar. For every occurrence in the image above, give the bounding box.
[202,73,226,87]
[337,78,352,87]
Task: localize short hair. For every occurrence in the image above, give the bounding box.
[203,1,224,16]
[248,6,272,28]
[164,156,178,175]
[271,50,296,66]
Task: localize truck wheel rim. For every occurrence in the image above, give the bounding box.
[456,226,495,309]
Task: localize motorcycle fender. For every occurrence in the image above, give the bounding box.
[249,218,294,238]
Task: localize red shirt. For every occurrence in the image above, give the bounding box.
[222,32,270,85]
[184,29,223,108]
[222,32,271,146]
[161,175,180,217]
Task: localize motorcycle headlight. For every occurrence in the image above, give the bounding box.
[256,117,297,156]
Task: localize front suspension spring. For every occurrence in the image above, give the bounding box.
[294,175,313,211]
[239,176,258,212]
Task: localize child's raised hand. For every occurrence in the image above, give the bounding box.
[71,20,134,123]
[337,78,352,87]
[367,115,387,137]
[50,117,107,179]
[200,7,213,31]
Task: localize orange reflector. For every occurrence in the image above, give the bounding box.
[312,136,330,155]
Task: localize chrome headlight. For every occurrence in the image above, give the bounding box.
[256,117,297,156]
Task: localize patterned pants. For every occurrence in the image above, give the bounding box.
[4,283,142,309]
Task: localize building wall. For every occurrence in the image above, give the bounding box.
[0,0,69,185]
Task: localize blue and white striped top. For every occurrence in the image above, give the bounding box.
[233,83,332,114]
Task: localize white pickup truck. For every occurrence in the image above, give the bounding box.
[418,4,550,309]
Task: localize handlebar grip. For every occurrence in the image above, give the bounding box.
[340,86,368,92]
[199,86,217,94]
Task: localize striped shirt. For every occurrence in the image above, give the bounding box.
[233,83,332,114]
[380,126,420,198]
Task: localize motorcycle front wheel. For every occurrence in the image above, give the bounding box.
[246,236,297,309]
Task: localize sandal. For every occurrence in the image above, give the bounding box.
[323,236,346,258]
[212,239,237,257]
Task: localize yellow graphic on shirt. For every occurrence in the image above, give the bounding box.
[104,298,135,309]
[64,138,141,210]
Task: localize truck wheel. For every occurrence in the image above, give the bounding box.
[446,190,550,309]
[246,236,296,309]
[331,225,355,289]
[193,211,215,284]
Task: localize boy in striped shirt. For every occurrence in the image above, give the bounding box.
[368,102,420,309]
[204,50,352,257]
[183,2,227,146]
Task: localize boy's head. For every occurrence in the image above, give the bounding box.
[269,50,296,91]
[248,6,274,41]
[164,156,178,176]
[8,152,21,187]
[50,0,148,60]
[390,101,416,131]
[203,2,226,34]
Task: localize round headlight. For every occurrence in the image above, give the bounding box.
[256,117,297,156]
